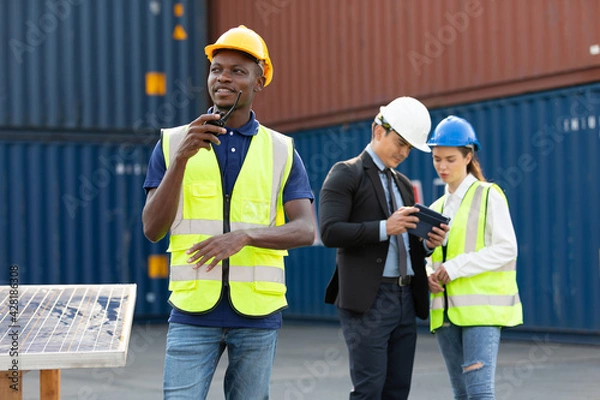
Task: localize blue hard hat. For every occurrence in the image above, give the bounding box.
[427,116,481,150]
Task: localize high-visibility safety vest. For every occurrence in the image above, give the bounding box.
[429,181,522,331]
[161,124,294,316]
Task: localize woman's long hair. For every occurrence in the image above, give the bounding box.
[459,147,486,181]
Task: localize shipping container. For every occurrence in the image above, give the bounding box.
[0,0,208,131]
[284,82,600,339]
[0,130,170,320]
[209,0,600,132]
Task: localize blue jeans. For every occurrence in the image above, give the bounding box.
[163,322,278,400]
[436,321,501,400]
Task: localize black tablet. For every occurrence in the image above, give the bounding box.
[407,204,450,239]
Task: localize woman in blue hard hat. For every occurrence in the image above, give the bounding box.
[425,116,522,399]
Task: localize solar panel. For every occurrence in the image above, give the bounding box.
[0,284,136,371]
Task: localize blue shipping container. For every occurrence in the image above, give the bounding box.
[285,82,600,337]
[0,130,170,320]
[0,0,207,131]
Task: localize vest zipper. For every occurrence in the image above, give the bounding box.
[442,244,449,324]
[223,193,231,286]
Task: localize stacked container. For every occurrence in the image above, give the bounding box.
[0,0,209,320]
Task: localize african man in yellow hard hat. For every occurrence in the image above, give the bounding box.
[142,25,315,399]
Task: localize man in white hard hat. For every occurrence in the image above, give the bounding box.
[142,26,315,399]
[319,97,448,399]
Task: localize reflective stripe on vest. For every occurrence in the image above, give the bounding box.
[162,124,294,316]
[431,292,521,310]
[429,181,522,331]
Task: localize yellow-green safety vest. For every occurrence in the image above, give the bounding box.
[161,124,294,316]
[429,180,523,331]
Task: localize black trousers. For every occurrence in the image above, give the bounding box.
[337,283,417,400]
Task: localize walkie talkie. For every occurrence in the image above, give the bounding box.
[204,90,242,128]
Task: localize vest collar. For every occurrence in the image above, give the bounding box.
[206,108,260,136]
[445,173,478,201]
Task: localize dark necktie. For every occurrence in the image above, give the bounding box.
[385,168,408,278]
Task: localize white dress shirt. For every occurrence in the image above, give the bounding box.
[365,145,414,277]
[431,173,518,281]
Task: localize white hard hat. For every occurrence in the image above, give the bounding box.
[374,97,432,153]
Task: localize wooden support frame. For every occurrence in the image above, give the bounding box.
[1,370,60,400]
[1,371,22,399]
[40,370,60,399]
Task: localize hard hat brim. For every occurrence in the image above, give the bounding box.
[410,141,432,153]
[205,43,259,62]
[395,133,431,153]
[427,141,480,151]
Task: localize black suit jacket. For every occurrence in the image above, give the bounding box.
[319,151,429,319]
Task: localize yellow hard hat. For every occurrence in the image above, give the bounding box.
[205,25,273,86]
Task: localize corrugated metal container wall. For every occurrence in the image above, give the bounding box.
[209,0,600,133]
[0,132,170,320]
[0,0,207,131]
[285,82,600,337]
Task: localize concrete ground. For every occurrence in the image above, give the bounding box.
[17,321,600,400]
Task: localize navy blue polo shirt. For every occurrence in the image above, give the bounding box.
[143,111,314,329]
